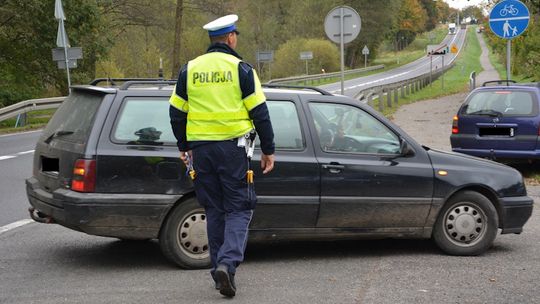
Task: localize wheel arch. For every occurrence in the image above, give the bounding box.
[158,191,198,238]
[442,185,503,229]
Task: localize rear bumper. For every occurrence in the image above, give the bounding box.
[500,195,534,234]
[25,177,180,239]
[451,148,540,159]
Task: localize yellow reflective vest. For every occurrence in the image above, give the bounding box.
[169,51,266,141]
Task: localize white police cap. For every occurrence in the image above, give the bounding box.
[203,14,239,37]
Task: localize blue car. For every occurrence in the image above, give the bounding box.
[451,81,540,160]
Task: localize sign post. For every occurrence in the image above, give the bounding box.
[299,51,313,75]
[362,45,369,68]
[324,6,361,94]
[489,0,530,81]
[256,50,274,79]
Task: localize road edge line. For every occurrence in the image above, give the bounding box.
[0,219,34,235]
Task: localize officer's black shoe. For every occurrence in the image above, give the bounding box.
[215,264,236,297]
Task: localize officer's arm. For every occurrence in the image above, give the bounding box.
[239,62,275,156]
[169,64,190,152]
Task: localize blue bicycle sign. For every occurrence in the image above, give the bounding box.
[499,4,519,16]
[489,0,530,39]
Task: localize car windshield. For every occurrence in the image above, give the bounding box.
[463,90,537,116]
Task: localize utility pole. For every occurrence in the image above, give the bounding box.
[171,0,184,79]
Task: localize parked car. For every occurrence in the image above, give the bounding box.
[27,79,533,269]
[451,81,540,161]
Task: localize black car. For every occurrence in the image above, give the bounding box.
[26,79,533,269]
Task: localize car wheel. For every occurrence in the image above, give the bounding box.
[433,191,498,256]
[159,197,211,269]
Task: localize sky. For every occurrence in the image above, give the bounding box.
[443,0,486,9]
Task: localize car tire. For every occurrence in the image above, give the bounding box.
[433,191,498,256]
[159,197,211,269]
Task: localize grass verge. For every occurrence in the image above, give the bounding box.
[0,109,56,135]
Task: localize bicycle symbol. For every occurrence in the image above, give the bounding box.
[500,4,519,16]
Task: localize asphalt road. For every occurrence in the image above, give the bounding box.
[1,203,539,304]
[320,27,467,98]
[0,130,41,226]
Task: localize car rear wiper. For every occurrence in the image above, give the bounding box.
[44,130,74,144]
[467,109,503,117]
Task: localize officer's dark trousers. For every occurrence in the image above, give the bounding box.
[192,140,256,275]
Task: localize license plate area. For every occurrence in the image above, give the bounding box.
[479,127,514,137]
[41,156,59,176]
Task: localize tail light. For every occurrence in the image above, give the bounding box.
[71,159,96,192]
[452,115,459,134]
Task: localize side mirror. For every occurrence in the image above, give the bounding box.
[400,139,415,157]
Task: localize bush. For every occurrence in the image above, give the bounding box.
[272,38,340,78]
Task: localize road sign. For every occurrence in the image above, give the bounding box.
[362,45,369,55]
[324,6,361,44]
[57,60,77,69]
[324,6,361,94]
[256,51,274,63]
[52,47,82,61]
[489,0,530,39]
[451,44,458,54]
[299,51,313,60]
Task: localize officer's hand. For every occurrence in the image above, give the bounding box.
[261,154,274,174]
[180,150,192,166]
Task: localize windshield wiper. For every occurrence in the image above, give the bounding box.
[467,109,503,117]
[44,130,74,144]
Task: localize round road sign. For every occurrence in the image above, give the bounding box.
[489,0,530,39]
[324,6,361,44]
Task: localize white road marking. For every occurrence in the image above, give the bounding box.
[0,155,17,161]
[0,130,42,138]
[0,150,34,161]
[16,150,35,155]
[0,219,34,235]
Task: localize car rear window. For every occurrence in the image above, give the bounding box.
[462,90,538,116]
[112,97,176,145]
[43,90,104,144]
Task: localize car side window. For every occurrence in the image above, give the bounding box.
[257,100,304,150]
[309,103,400,154]
[112,98,176,145]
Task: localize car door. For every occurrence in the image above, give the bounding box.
[249,97,320,229]
[305,99,434,230]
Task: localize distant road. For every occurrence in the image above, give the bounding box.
[319,27,468,98]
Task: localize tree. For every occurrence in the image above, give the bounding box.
[0,0,109,105]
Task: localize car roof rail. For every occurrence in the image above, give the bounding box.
[89,78,170,87]
[482,80,517,87]
[119,80,177,90]
[262,84,333,96]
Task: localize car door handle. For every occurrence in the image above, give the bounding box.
[322,164,345,173]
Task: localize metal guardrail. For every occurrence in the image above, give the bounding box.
[267,65,385,85]
[0,97,66,124]
[355,61,456,112]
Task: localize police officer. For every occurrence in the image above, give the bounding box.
[169,14,275,298]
